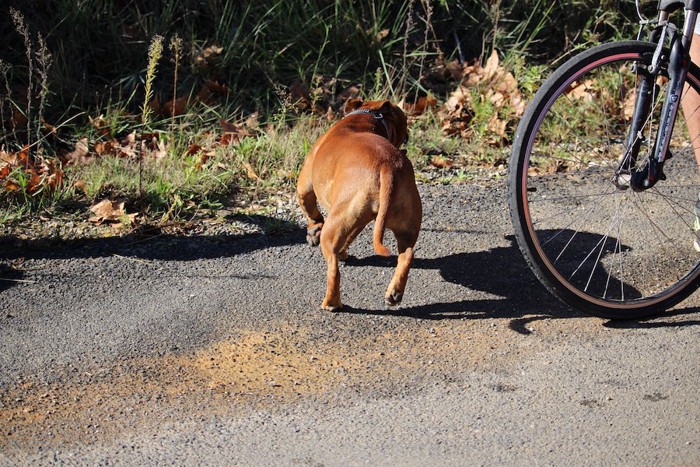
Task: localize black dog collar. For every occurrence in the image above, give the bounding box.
[344,108,392,142]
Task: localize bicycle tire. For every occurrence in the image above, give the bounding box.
[509,40,700,319]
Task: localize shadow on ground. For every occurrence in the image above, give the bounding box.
[3,220,700,329]
[339,234,700,331]
[339,235,578,332]
[0,215,304,262]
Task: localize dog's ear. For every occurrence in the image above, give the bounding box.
[379,100,393,114]
[344,98,364,113]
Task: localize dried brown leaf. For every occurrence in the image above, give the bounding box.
[3,179,20,192]
[89,199,129,224]
[73,179,88,194]
[162,95,189,117]
[430,155,454,169]
[66,137,91,164]
[566,79,595,101]
[242,161,260,180]
[402,95,438,116]
[220,119,251,146]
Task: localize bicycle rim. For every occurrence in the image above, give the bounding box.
[510,41,700,319]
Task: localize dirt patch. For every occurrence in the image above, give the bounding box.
[0,314,609,450]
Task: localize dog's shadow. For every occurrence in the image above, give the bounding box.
[339,234,700,331]
[341,235,570,325]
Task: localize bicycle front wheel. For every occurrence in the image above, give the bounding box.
[510,40,700,319]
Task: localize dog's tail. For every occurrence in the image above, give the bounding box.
[373,165,392,257]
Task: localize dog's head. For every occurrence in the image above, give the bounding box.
[344,98,408,148]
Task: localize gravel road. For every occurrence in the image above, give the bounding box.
[1,180,699,465]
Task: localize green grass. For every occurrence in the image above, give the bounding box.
[0,0,641,227]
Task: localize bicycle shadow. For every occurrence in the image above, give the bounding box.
[340,232,700,331]
[602,307,700,328]
[340,235,574,330]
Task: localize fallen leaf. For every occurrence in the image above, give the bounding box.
[203,80,229,95]
[402,95,438,116]
[487,113,507,139]
[46,160,64,190]
[445,84,471,111]
[430,155,454,169]
[65,137,91,164]
[146,138,168,160]
[161,95,188,117]
[117,132,138,158]
[187,144,202,156]
[482,50,500,81]
[73,179,88,194]
[89,198,130,224]
[245,113,259,129]
[566,79,595,101]
[18,146,30,166]
[26,169,43,194]
[194,45,223,69]
[1,150,17,165]
[89,115,111,136]
[220,119,251,146]
[3,179,20,191]
[439,49,525,143]
[289,80,313,111]
[242,161,260,180]
[94,139,119,156]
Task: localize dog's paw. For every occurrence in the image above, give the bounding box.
[321,301,343,312]
[385,291,403,307]
[306,224,323,247]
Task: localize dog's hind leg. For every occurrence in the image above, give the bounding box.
[385,230,418,306]
[338,220,371,261]
[318,202,373,309]
[318,214,349,311]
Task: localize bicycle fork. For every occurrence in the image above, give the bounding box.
[616,16,693,191]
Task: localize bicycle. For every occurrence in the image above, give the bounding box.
[509,0,700,319]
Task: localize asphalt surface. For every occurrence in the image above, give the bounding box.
[1,180,699,465]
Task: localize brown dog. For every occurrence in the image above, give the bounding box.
[296,98,422,310]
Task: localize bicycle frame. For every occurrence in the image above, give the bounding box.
[617,0,700,191]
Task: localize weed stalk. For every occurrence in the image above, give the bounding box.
[10,8,33,153]
[169,35,183,130]
[35,32,52,149]
[0,60,10,148]
[139,34,164,195]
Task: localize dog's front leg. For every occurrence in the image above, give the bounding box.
[305,221,324,247]
[296,191,324,246]
[296,162,325,247]
[296,191,324,247]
